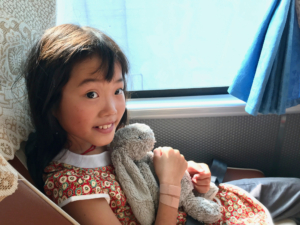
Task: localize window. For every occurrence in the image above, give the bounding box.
[56,0,273,95]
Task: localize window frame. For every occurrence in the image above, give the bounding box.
[129,87,229,99]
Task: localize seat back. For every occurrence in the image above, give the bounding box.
[0,179,77,225]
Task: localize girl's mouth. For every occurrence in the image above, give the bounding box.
[94,124,112,129]
[93,123,114,134]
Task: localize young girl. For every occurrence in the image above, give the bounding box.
[24,24,201,225]
[24,24,300,225]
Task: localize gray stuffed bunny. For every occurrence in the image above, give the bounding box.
[110,123,221,225]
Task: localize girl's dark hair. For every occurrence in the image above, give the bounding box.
[23,24,129,192]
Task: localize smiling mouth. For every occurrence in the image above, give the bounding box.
[94,123,113,130]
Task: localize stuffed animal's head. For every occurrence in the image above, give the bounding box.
[110,123,156,161]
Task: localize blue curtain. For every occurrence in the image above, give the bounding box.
[228,0,300,116]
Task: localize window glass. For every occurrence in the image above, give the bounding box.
[56,0,273,91]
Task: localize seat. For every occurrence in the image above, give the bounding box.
[0,179,77,225]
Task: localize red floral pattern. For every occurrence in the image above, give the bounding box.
[44,162,187,225]
[208,183,272,225]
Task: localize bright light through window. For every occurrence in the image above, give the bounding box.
[56,0,273,91]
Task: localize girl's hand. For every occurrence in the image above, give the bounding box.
[153,147,188,186]
[187,161,211,193]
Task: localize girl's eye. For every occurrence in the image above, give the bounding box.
[86,92,99,99]
[115,88,124,95]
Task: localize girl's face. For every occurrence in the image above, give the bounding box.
[55,54,126,153]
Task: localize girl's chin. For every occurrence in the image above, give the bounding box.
[93,136,114,147]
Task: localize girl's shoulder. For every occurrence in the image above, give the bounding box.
[43,161,116,208]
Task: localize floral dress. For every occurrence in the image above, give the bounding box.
[43,150,187,225]
[44,149,272,224]
[209,183,273,225]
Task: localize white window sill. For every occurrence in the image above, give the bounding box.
[126,94,300,119]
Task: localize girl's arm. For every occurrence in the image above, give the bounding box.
[155,196,181,225]
[63,198,122,225]
[153,147,188,225]
[63,195,181,225]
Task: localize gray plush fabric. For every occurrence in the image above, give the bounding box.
[111,123,222,225]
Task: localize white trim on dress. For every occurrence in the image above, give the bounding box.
[53,149,111,168]
[59,193,111,208]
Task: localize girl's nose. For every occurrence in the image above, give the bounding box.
[99,97,117,117]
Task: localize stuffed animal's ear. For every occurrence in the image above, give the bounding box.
[111,149,155,225]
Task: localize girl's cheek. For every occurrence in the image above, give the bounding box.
[119,100,126,112]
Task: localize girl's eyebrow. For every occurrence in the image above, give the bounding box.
[78,77,124,87]
[114,77,124,83]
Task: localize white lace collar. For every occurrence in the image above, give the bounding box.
[52,149,112,168]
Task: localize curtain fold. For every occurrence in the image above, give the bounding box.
[228,0,300,116]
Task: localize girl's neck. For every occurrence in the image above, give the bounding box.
[68,145,108,155]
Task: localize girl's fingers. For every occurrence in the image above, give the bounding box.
[187,161,211,178]
[193,183,210,193]
[194,173,211,180]
[187,161,204,174]
[153,148,162,157]
[192,176,210,184]
[192,174,200,183]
